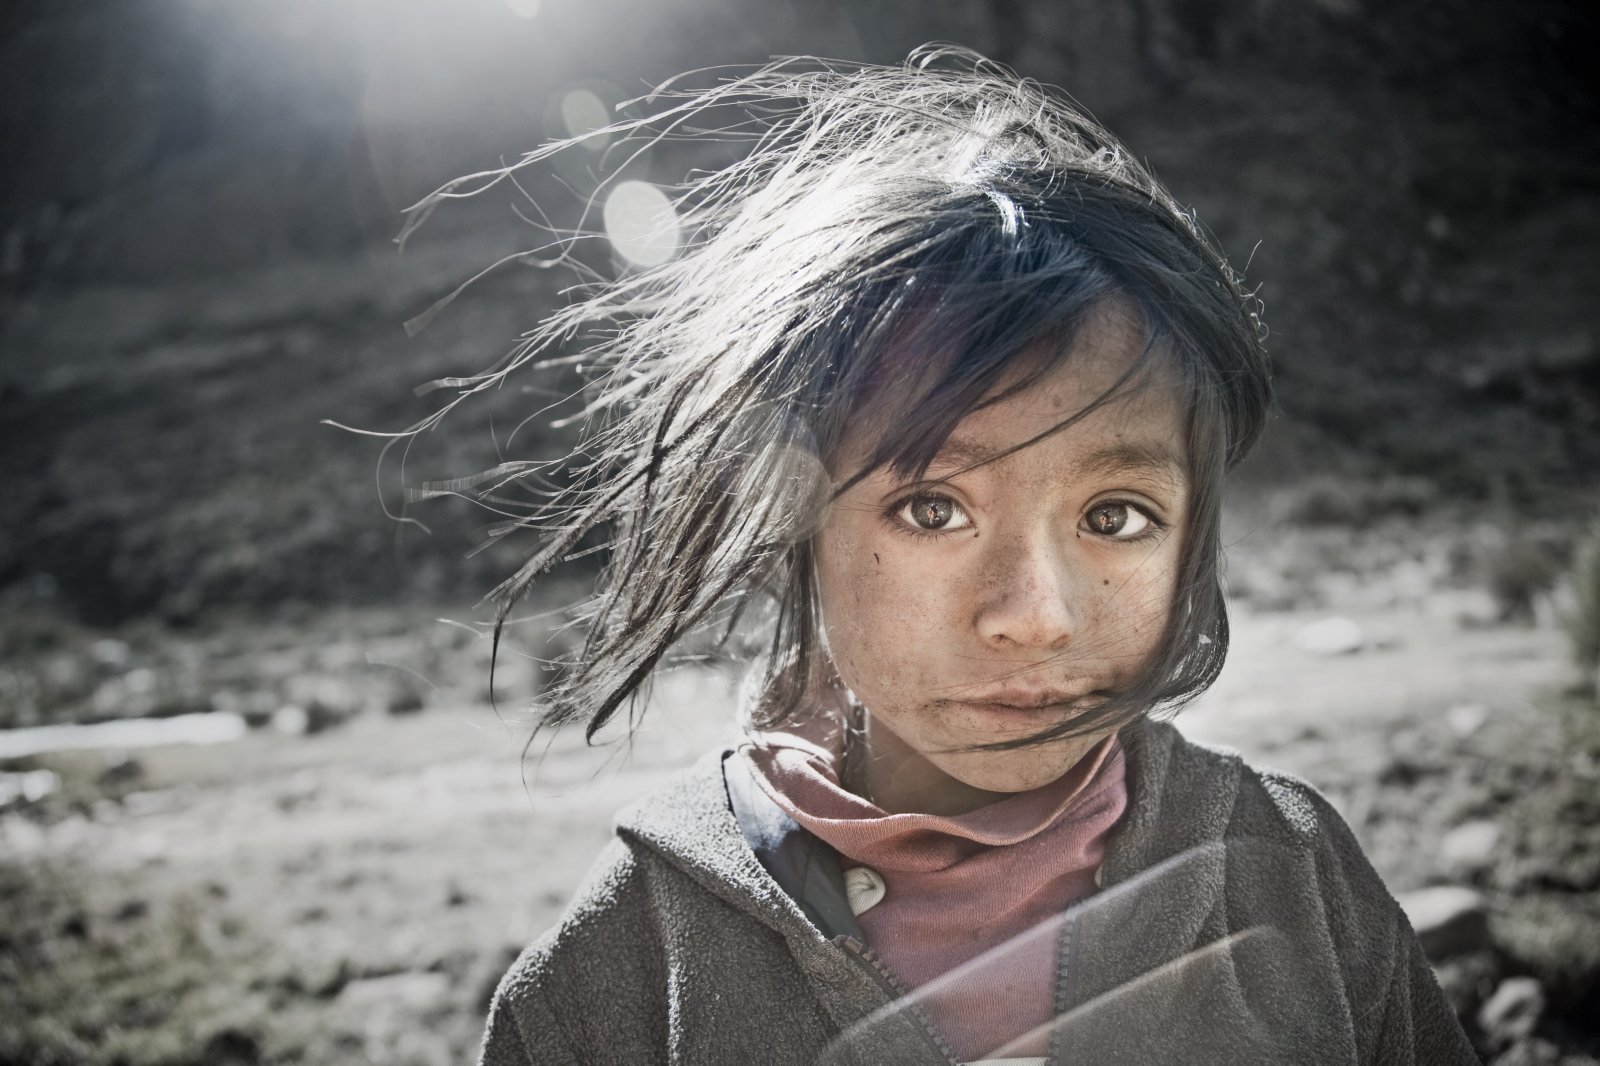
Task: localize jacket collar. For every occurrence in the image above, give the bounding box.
[616,748,824,937]
[616,718,1244,939]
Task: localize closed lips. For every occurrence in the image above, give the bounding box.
[945,690,1105,710]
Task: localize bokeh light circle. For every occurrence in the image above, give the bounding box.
[603,181,680,268]
[560,89,611,143]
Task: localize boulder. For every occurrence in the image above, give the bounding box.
[1479,976,1544,1052]
[336,971,450,1009]
[1397,885,1490,959]
[1293,616,1365,656]
[1440,819,1502,878]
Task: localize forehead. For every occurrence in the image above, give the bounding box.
[937,348,1187,485]
[837,302,1191,484]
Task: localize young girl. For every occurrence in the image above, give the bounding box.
[454,49,1476,1065]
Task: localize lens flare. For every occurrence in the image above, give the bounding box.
[504,0,540,17]
[560,88,611,143]
[603,181,680,268]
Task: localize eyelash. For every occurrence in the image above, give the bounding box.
[884,492,968,541]
[883,491,1167,543]
[1083,498,1166,542]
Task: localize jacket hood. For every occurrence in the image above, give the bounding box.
[614,718,1246,933]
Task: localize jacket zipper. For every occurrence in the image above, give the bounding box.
[834,935,962,1066]
[1045,913,1077,1066]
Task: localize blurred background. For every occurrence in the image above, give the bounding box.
[1,1,1596,1063]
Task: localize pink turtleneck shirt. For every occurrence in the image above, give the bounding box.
[739,723,1128,1062]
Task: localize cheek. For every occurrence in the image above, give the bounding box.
[1102,541,1184,648]
[814,527,951,689]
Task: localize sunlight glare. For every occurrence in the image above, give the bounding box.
[604,181,680,268]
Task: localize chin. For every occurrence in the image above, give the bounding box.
[940,750,1087,795]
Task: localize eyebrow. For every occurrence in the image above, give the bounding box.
[1077,440,1188,482]
[924,436,1003,470]
[927,435,1187,482]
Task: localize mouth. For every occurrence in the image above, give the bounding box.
[943,686,1106,710]
[938,689,1110,729]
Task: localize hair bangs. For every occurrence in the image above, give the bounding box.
[816,199,1131,491]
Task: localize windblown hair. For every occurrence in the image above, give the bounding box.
[408,47,1272,749]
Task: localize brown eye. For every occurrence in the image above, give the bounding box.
[1084,502,1152,538]
[912,496,953,528]
[897,493,971,532]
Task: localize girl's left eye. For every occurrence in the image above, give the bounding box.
[896,493,973,532]
[1083,501,1154,539]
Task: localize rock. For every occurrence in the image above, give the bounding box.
[97,753,143,789]
[1398,885,1490,959]
[1293,616,1364,656]
[302,957,351,999]
[90,673,158,718]
[58,909,89,939]
[275,769,320,812]
[1432,949,1502,1018]
[274,697,344,735]
[0,768,60,808]
[112,897,148,922]
[1440,820,1502,877]
[42,652,96,704]
[382,681,426,716]
[1446,702,1488,737]
[1520,853,1600,893]
[225,688,280,730]
[1377,753,1432,787]
[90,638,131,671]
[270,704,310,735]
[1479,976,1544,1051]
[336,971,450,1009]
[201,1025,261,1064]
[1489,1037,1563,1066]
[286,674,363,720]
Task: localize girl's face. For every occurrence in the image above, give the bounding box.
[814,307,1189,815]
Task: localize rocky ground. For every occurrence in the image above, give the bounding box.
[2,531,1597,1065]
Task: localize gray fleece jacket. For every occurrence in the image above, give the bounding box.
[477,720,1476,1065]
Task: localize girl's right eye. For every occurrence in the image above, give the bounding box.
[895,493,973,533]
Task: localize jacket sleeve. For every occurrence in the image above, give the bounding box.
[476,836,671,1065]
[1248,771,1472,1062]
[1369,914,1480,1066]
[477,950,584,1066]
[1280,777,1478,1066]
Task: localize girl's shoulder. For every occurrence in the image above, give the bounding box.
[520,750,764,952]
[502,748,802,970]
[1095,724,1477,1064]
[479,751,841,1065]
[1132,717,1365,856]
[1119,719,1405,942]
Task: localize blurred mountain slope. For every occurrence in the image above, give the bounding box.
[1,0,1595,625]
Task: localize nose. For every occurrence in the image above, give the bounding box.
[974,532,1081,650]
